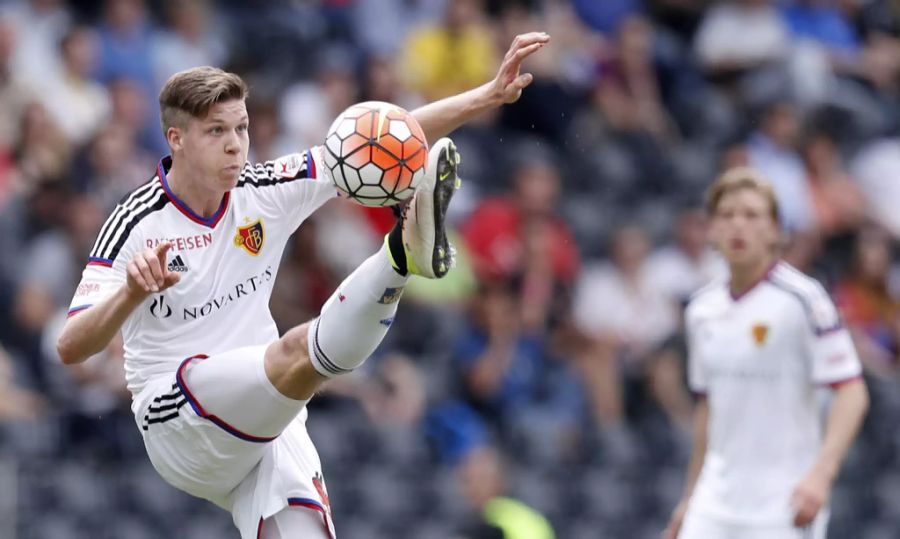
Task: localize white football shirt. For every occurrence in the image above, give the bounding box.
[67,149,337,403]
[685,261,861,525]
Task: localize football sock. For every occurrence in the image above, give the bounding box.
[387,205,408,276]
[307,244,409,377]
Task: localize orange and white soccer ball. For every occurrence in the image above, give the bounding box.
[322,101,428,207]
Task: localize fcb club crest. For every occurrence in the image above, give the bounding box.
[234,219,265,255]
[751,323,769,346]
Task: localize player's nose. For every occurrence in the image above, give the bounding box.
[224,131,241,154]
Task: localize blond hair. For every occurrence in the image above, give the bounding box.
[706,166,780,225]
[159,66,248,132]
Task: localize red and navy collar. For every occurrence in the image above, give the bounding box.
[157,156,230,228]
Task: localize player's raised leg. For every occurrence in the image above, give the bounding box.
[260,506,332,539]
[267,138,461,398]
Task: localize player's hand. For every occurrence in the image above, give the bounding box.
[662,498,689,539]
[791,469,830,527]
[491,32,550,104]
[126,241,181,297]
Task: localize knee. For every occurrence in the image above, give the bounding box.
[265,322,312,377]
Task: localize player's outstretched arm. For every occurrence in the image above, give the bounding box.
[410,32,550,143]
[57,242,180,365]
[664,396,709,539]
[791,378,869,527]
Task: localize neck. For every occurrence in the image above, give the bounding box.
[730,254,775,298]
[166,158,223,218]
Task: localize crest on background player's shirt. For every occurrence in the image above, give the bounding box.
[273,153,304,180]
[234,219,265,256]
[751,323,769,346]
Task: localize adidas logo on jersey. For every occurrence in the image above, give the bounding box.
[167,255,189,273]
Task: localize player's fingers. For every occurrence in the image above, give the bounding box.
[143,251,166,289]
[507,32,550,55]
[127,260,153,293]
[134,255,160,293]
[508,72,534,92]
[162,272,181,289]
[154,241,173,265]
[512,41,544,63]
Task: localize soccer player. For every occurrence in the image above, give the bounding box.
[664,168,870,539]
[56,33,550,539]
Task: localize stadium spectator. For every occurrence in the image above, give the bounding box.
[851,137,900,239]
[801,129,865,238]
[461,157,579,288]
[455,445,556,539]
[572,224,678,458]
[646,206,727,304]
[693,0,789,79]
[400,0,497,101]
[0,343,46,421]
[151,0,226,89]
[40,26,110,146]
[835,225,900,378]
[3,0,71,85]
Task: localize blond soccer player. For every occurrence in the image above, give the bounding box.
[665,168,869,539]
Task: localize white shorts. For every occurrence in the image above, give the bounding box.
[679,509,828,539]
[135,345,335,539]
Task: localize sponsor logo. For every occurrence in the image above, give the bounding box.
[150,295,173,318]
[377,286,404,304]
[167,255,189,273]
[146,233,213,251]
[234,218,264,256]
[751,323,769,346]
[75,282,101,297]
[379,317,394,327]
[273,153,304,180]
[182,267,273,321]
[339,293,346,302]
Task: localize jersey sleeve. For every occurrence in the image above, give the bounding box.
[684,302,708,394]
[239,147,338,232]
[803,283,862,386]
[67,222,137,317]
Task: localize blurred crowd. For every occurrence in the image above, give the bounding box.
[2,0,900,538]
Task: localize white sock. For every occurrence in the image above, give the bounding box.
[308,244,408,377]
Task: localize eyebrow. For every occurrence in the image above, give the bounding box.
[205,115,249,124]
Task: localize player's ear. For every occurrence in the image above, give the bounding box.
[166,126,183,153]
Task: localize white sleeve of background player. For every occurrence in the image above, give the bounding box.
[242,147,339,232]
[803,284,862,386]
[685,303,708,394]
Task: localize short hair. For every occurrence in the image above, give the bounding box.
[158,66,248,132]
[705,166,780,225]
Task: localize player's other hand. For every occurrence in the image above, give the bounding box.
[126,241,181,296]
[662,498,689,539]
[791,469,830,527]
[491,32,550,105]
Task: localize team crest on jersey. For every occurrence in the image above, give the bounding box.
[233,219,265,256]
[751,323,769,346]
[273,153,304,180]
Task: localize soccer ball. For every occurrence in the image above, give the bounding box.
[323,101,428,207]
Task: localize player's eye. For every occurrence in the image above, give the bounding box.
[210,126,224,135]
[236,124,248,133]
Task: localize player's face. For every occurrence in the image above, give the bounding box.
[711,188,779,267]
[179,99,249,191]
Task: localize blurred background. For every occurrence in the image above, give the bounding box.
[1,0,900,537]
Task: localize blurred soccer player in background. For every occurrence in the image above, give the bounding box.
[665,168,869,539]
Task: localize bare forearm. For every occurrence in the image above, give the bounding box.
[57,286,145,364]
[813,379,869,481]
[681,397,709,499]
[411,83,501,143]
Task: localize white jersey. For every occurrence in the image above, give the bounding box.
[67,150,337,404]
[685,261,861,526]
